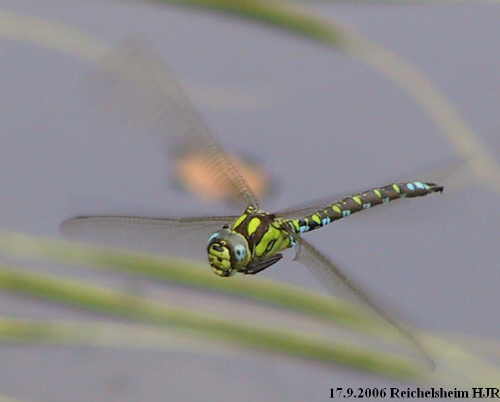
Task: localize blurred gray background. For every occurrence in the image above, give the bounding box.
[0,1,499,401]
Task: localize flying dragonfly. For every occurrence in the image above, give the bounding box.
[62,41,444,368]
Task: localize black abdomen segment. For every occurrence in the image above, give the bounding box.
[290,181,443,234]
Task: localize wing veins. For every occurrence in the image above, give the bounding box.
[296,237,435,369]
[95,39,259,208]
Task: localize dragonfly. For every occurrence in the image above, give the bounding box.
[62,40,443,368]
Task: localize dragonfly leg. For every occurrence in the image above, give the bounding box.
[245,254,283,275]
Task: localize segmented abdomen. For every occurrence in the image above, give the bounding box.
[289,181,443,234]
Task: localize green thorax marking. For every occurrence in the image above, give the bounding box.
[231,206,293,259]
[230,182,442,258]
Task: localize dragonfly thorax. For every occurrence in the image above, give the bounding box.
[207,227,251,277]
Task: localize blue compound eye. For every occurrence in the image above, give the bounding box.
[208,233,219,243]
[234,245,246,261]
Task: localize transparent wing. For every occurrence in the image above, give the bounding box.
[274,154,474,220]
[61,215,237,260]
[295,237,434,368]
[93,38,260,208]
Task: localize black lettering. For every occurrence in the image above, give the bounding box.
[472,388,484,398]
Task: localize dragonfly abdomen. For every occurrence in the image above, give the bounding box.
[290,181,443,234]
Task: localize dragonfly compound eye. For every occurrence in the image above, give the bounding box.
[207,228,250,275]
[233,244,247,262]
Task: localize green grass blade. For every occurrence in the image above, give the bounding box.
[1,233,500,383]
[0,264,425,381]
[149,0,344,44]
[3,318,500,387]
[148,0,500,195]
[0,232,399,337]
[0,396,27,402]
[0,316,246,357]
[1,267,500,384]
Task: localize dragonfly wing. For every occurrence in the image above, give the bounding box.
[295,237,434,368]
[61,215,237,260]
[93,39,260,208]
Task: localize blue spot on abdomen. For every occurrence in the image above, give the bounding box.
[414,181,428,190]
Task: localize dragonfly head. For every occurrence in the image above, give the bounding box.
[207,226,250,277]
